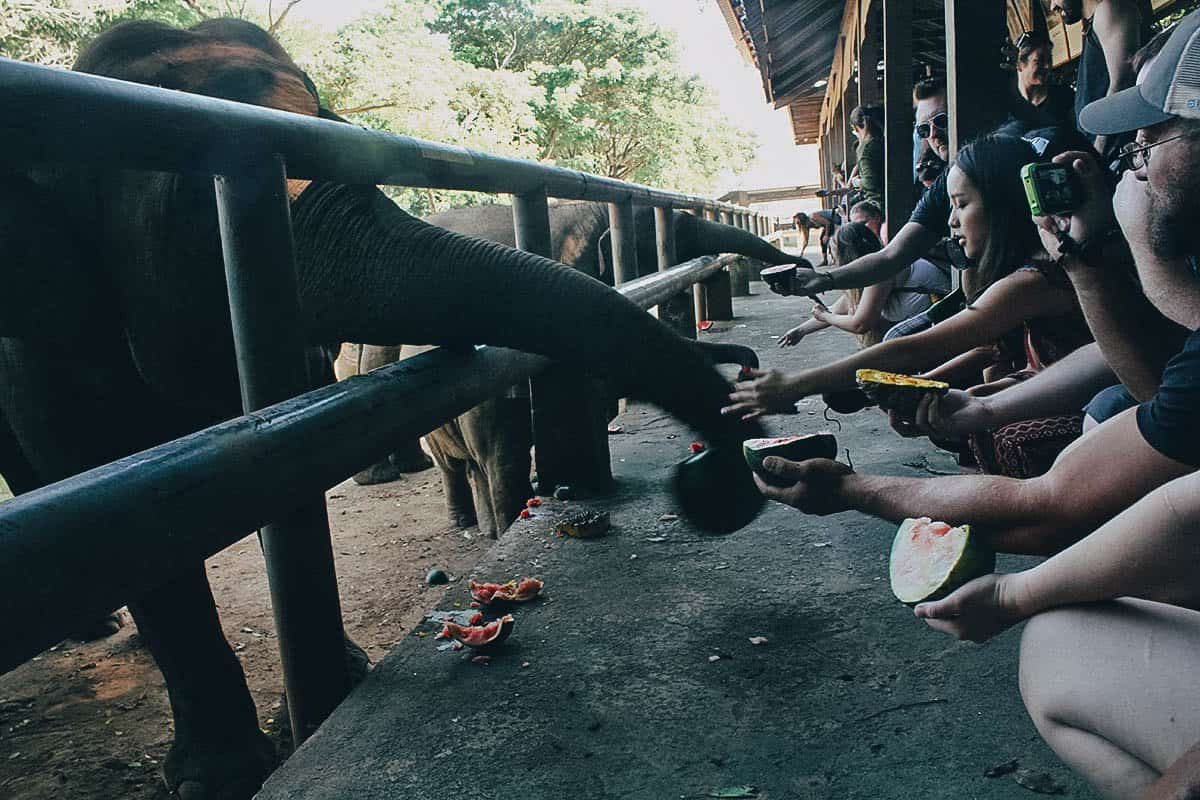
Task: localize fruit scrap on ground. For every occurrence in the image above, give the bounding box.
[526,497,542,507]
[469,577,544,604]
[889,517,995,605]
[519,508,532,519]
[439,614,515,649]
[555,509,611,539]
[690,441,706,453]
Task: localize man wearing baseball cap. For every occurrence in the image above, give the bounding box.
[751,16,1200,797]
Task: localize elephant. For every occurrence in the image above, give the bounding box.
[423,199,800,284]
[424,340,762,538]
[0,19,767,800]
[332,343,435,483]
[343,198,803,500]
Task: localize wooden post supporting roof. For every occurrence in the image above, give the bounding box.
[882,0,913,234]
[945,0,1009,161]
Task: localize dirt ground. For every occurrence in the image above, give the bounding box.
[0,460,493,799]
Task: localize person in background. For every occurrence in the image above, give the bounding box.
[792,212,813,255]
[848,105,885,211]
[1009,29,1076,128]
[1049,0,1147,159]
[790,78,953,295]
[777,220,951,350]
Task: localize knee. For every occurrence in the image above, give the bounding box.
[1018,607,1095,728]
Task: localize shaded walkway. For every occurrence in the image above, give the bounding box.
[260,282,1094,799]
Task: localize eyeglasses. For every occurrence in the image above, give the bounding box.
[1114,133,1191,172]
[915,112,949,140]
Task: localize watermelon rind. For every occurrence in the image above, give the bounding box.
[888,518,995,605]
[742,433,838,486]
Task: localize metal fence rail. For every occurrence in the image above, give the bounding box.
[0,58,754,214]
[0,50,774,744]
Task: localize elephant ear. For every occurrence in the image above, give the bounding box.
[597,228,612,277]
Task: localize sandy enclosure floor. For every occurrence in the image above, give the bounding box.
[0,463,493,800]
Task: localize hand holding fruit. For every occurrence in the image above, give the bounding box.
[914,573,1026,643]
[751,457,854,515]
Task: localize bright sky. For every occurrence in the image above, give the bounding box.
[293,0,820,214]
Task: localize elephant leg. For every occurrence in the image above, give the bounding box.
[128,564,276,800]
[467,399,533,538]
[427,430,477,529]
[0,407,126,639]
[466,465,498,538]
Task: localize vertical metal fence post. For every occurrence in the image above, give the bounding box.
[518,190,612,496]
[608,201,638,287]
[728,210,750,298]
[654,206,696,339]
[701,209,733,321]
[692,208,708,326]
[213,155,349,746]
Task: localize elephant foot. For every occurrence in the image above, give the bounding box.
[163,726,277,800]
[69,610,125,641]
[352,460,404,485]
[448,509,477,529]
[388,447,433,473]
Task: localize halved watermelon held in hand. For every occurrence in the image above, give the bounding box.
[743,433,838,486]
[889,517,995,605]
[439,614,515,649]
[855,369,949,419]
[469,577,544,605]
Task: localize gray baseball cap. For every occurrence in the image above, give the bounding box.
[1079,8,1200,135]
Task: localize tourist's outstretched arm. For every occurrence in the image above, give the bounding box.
[754,408,1191,556]
[793,221,940,294]
[912,342,1115,437]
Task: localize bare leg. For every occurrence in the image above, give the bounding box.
[1019,599,1200,799]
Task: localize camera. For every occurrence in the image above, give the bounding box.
[1021,162,1082,216]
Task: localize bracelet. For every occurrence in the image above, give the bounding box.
[1056,228,1124,269]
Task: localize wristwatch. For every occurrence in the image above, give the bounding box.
[1057,228,1126,269]
[813,271,838,292]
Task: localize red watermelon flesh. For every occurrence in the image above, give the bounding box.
[439,614,515,649]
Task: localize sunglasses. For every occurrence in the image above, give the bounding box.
[915,112,949,140]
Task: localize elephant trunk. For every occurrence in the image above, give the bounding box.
[678,213,800,266]
[291,183,765,532]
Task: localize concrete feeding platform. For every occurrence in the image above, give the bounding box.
[259,283,1094,799]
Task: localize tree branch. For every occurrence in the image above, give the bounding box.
[334,101,403,115]
[181,0,210,17]
[268,0,304,34]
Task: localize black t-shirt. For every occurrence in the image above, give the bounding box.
[910,167,950,238]
[1137,328,1200,466]
[1010,84,1076,130]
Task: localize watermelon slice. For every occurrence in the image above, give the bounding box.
[468,577,543,605]
[743,433,837,486]
[438,614,515,649]
[889,517,995,605]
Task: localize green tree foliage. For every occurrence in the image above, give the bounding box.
[430,0,756,193]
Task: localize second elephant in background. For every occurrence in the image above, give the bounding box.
[424,200,798,283]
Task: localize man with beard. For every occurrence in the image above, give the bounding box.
[789,78,954,296]
[742,16,1200,559]
[1049,0,1147,158]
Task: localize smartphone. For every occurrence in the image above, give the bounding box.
[1021,162,1081,216]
